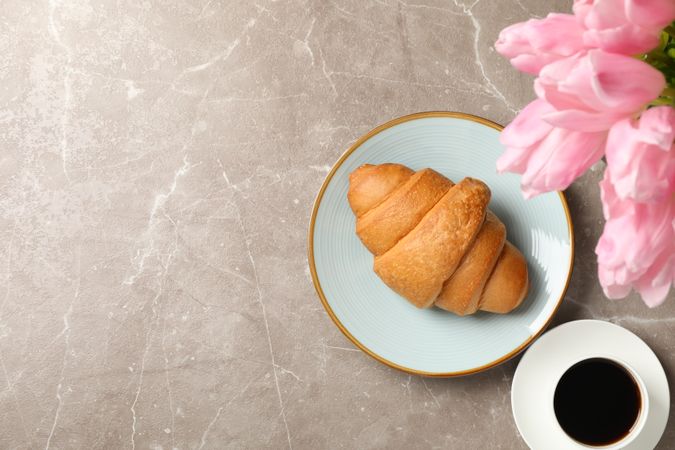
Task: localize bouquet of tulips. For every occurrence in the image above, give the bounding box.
[495,0,675,307]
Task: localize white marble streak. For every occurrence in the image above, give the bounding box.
[222,167,293,450]
[0,350,28,441]
[47,0,74,183]
[124,156,191,286]
[184,15,259,74]
[453,0,518,114]
[566,297,675,326]
[198,376,258,450]
[45,246,81,450]
[319,46,339,100]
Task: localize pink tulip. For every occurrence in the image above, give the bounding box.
[495,14,587,75]
[574,0,675,54]
[605,106,675,203]
[596,173,675,307]
[497,100,607,198]
[535,49,665,132]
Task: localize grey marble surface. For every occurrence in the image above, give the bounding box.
[0,0,673,448]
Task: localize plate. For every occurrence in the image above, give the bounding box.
[512,320,670,449]
[308,112,574,376]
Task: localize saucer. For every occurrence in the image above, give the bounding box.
[512,320,670,449]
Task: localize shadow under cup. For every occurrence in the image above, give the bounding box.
[553,358,645,447]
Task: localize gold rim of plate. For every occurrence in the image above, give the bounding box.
[307,111,575,377]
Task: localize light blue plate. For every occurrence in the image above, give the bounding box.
[308,112,574,376]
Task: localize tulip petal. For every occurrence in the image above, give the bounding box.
[596,178,675,306]
[635,252,673,307]
[584,25,661,55]
[605,107,675,203]
[543,108,622,132]
[577,0,670,55]
[495,14,587,75]
[520,127,606,195]
[589,50,665,111]
[500,99,554,148]
[627,0,675,29]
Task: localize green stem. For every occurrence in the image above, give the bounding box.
[645,52,670,64]
[643,26,675,107]
[650,97,674,107]
[662,87,675,98]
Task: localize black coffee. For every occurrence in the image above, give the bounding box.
[553,358,641,446]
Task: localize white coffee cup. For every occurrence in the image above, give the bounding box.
[549,355,649,449]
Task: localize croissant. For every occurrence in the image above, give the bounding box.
[348,163,528,315]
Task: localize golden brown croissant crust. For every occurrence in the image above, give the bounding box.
[348,163,528,315]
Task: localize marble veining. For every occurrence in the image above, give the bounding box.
[0,0,673,449]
